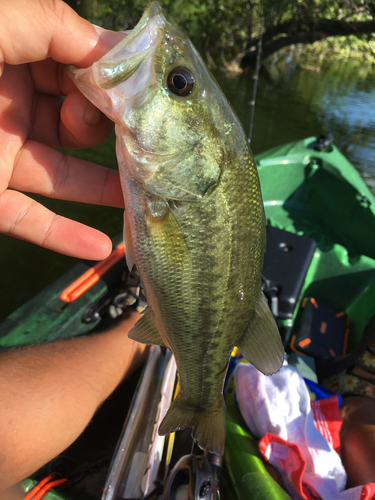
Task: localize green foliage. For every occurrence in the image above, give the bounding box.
[96,0,142,30]
[274,34,375,67]
[94,0,255,58]
[306,35,375,63]
[75,0,375,66]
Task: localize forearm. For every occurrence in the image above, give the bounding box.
[0,312,147,490]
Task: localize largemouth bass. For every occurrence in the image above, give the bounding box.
[67,2,284,455]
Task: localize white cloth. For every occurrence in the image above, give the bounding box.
[234,363,367,500]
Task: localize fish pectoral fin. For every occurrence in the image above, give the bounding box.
[124,210,136,271]
[128,306,167,347]
[237,291,285,375]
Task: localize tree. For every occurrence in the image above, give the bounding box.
[66,0,375,68]
[239,0,375,67]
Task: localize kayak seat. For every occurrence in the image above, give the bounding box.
[290,298,349,360]
[262,226,317,321]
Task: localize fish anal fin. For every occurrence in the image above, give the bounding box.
[237,291,285,375]
[124,210,136,271]
[128,306,166,348]
[159,397,226,455]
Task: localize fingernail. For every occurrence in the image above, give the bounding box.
[82,102,102,126]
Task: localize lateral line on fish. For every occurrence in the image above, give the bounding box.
[199,191,232,408]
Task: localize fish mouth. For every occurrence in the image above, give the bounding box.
[92,2,165,92]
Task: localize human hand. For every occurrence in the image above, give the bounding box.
[0,0,126,260]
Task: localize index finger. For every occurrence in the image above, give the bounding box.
[0,189,113,260]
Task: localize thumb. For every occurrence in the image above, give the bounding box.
[0,0,112,67]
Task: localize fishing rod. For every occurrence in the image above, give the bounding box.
[248,17,264,144]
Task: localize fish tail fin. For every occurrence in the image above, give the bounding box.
[159,397,226,455]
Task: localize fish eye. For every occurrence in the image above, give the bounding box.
[167,67,195,97]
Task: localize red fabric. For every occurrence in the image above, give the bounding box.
[311,395,342,455]
[259,433,310,499]
[258,433,375,500]
[360,484,375,500]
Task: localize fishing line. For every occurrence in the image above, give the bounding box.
[248,16,264,144]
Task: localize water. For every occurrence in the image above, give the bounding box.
[1,59,375,322]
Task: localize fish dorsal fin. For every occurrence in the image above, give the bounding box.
[124,210,136,271]
[128,306,167,348]
[237,292,284,375]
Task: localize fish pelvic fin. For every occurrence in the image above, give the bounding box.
[128,306,167,347]
[158,396,226,455]
[237,291,285,375]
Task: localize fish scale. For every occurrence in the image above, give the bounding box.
[66,1,285,454]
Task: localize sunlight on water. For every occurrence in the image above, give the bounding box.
[215,59,375,195]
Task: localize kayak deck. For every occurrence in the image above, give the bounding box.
[258,137,375,351]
